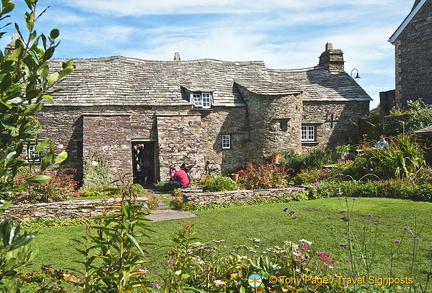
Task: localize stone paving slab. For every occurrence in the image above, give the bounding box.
[145,209,196,222]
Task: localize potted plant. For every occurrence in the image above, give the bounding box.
[271,152,280,164]
[334,144,355,161]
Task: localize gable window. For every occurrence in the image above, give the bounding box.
[221,134,231,149]
[192,92,212,109]
[301,125,315,142]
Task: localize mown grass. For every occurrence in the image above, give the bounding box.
[26,197,432,288]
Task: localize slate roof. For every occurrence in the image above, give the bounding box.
[48,55,371,107]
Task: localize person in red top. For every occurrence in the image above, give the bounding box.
[169,165,189,189]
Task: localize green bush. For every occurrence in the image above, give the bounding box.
[283,148,332,176]
[237,161,292,189]
[12,167,79,203]
[81,150,113,190]
[203,175,238,192]
[346,134,426,181]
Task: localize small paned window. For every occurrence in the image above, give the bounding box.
[26,142,40,162]
[301,125,315,142]
[221,134,231,149]
[192,92,212,109]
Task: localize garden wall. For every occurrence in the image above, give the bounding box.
[4,197,149,223]
[182,187,305,205]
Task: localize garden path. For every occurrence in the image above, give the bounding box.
[145,194,196,222]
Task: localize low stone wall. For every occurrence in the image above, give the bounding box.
[182,187,305,205]
[4,197,149,223]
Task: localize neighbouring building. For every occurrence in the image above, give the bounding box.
[36,43,371,184]
[387,0,432,109]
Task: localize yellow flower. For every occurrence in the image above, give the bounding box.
[230,273,237,279]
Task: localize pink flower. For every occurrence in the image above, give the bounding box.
[168,259,175,262]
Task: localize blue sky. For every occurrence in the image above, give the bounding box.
[4,0,415,109]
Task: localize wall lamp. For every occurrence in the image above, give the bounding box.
[351,68,361,79]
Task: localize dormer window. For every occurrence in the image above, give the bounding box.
[192,92,212,109]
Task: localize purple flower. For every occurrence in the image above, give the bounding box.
[288,210,296,215]
[336,192,342,196]
[283,207,288,212]
[352,198,357,200]
[368,214,373,217]
[394,240,401,243]
[339,243,347,248]
[168,259,175,262]
[292,215,298,220]
[139,269,149,273]
[300,243,308,250]
[339,210,346,213]
[372,222,378,225]
[340,216,349,222]
[152,283,161,290]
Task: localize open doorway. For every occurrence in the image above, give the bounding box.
[132,141,155,186]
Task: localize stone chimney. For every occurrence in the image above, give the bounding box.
[174,52,181,61]
[5,33,21,55]
[319,42,344,72]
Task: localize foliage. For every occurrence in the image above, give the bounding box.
[363,100,432,138]
[80,150,113,191]
[163,223,348,292]
[130,184,159,210]
[237,160,293,189]
[0,217,38,291]
[170,189,184,209]
[69,175,154,292]
[12,167,79,203]
[0,0,74,198]
[153,181,170,192]
[335,144,352,153]
[203,175,238,192]
[283,148,332,176]
[346,134,426,181]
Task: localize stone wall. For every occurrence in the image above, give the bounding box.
[4,197,149,223]
[182,187,305,205]
[302,101,369,150]
[395,2,432,106]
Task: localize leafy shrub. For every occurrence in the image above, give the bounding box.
[130,184,159,210]
[154,181,170,191]
[346,134,426,181]
[12,167,79,203]
[283,148,332,176]
[237,160,292,189]
[78,187,114,198]
[203,176,238,192]
[335,144,352,153]
[81,150,113,190]
[170,189,184,209]
[353,182,378,197]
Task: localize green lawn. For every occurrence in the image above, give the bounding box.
[26,197,432,288]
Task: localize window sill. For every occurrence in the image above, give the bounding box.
[301,141,319,145]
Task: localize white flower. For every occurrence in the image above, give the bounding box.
[214,280,226,286]
[91,161,98,166]
[299,239,312,245]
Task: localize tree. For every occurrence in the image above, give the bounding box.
[0,0,74,198]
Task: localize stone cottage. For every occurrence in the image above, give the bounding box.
[388,0,432,108]
[37,43,371,184]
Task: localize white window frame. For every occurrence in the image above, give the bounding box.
[26,142,40,162]
[221,134,231,150]
[192,92,212,109]
[301,125,316,142]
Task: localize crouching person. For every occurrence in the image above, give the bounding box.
[169,165,190,189]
